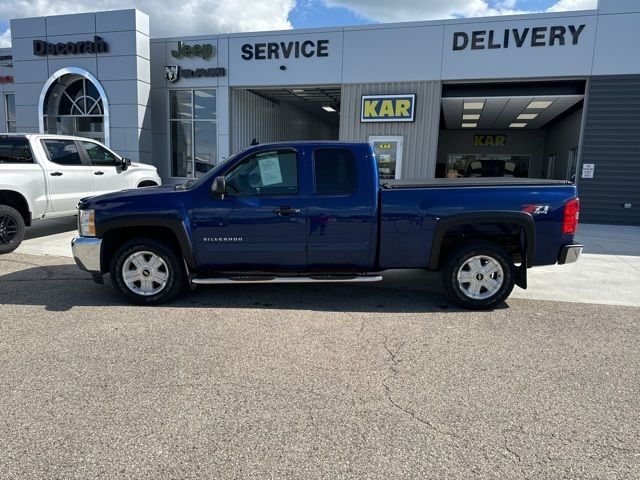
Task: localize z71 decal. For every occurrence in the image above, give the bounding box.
[522,205,550,215]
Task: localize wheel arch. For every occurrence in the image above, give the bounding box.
[137,180,159,188]
[428,211,535,285]
[0,190,32,226]
[98,219,196,273]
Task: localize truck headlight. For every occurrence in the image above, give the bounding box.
[79,209,96,237]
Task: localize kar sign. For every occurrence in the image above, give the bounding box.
[361,95,416,123]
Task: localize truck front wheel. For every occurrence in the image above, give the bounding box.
[442,241,516,310]
[0,205,26,255]
[110,238,185,305]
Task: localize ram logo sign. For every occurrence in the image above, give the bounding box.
[361,94,416,123]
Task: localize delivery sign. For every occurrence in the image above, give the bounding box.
[361,94,416,123]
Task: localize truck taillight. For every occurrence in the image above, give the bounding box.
[563,198,580,235]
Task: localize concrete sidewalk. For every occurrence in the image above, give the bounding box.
[12,218,640,307]
[512,224,640,306]
[381,223,640,307]
[15,216,77,258]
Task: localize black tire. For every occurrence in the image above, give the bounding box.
[442,241,516,310]
[110,237,185,305]
[0,205,26,255]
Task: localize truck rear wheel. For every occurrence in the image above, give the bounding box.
[110,238,185,305]
[442,241,516,310]
[0,205,26,255]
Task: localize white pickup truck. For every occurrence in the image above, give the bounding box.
[0,134,161,253]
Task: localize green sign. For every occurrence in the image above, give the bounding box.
[171,41,214,60]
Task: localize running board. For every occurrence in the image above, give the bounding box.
[191,274,383,285]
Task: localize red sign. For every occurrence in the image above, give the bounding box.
[0,76,13,84]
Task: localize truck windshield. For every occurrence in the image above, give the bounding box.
[175,151,243,190]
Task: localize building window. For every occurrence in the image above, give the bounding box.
[170,89,217,178]
[446,154,530,178]
[5,93,16,133]
[42,76,106,144]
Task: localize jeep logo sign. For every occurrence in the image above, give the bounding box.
[171,41,215,60]
[361,95,416,123]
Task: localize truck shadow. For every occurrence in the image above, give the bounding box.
[0,263,499,314]
[23,217,77,241]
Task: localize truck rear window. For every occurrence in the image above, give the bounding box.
[314,149,356,195]
[0,137,34,164]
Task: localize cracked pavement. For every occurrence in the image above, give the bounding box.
[0,252,639,479]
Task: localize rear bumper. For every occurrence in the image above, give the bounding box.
[71,236,102,273]
[558,243,583,265]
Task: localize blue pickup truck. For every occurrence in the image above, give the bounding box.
[71,141,582,309]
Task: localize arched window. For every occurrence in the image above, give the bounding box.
[39,68,110,146]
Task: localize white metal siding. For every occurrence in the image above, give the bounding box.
[230,89,337,154]
[339,81,441,179]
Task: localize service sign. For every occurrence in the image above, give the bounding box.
[361,94,416,123]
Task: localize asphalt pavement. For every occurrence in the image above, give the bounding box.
[0,252,638,479]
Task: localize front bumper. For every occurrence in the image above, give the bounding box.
[71,236,102,273]
[558,243,583,265]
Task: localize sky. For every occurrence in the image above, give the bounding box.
[0,0,598,48]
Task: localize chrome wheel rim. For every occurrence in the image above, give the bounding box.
[0,215,19,246]
[457,255,504,300]
[122,251,169,296]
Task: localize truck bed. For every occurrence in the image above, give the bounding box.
[377,179,577,269]
[382,178,572,189]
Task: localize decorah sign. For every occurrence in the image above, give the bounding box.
[361,94,416,123]
[33,36,108,56]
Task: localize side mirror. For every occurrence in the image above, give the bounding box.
[211,176,226,197]
[116,157,132,170]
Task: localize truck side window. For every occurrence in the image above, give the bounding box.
[0,137,33,164]
[42,140,83,166]
[81,141,118,166]
[314,148,356,195]
[225,150,298,196]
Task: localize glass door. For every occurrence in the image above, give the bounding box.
[368,135,403,180]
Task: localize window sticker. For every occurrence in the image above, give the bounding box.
[258,155,283,186]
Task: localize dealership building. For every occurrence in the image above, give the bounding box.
[0,0,638,224]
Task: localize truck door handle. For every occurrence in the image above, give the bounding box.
[273,206,300,216]
[50,172,63,176]
[94,171,104,175]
